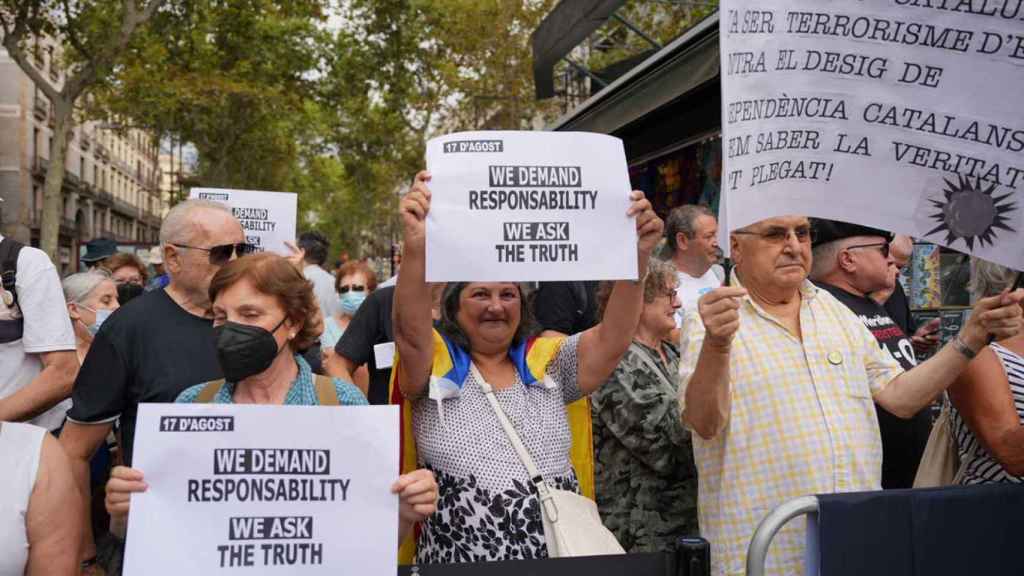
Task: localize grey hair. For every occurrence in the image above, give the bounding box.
[810,240,845,281]
[438,282,536,350]
[62,271,111,303]
[159,199,232,245]
[665,204,714,254]
[969,259,1019,301]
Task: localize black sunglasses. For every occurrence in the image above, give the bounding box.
[846,241,890,258]
[338,284,365,294]
[172,242,256,265]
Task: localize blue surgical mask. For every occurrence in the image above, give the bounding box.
[339,291,367,315]
[80,306,113,336]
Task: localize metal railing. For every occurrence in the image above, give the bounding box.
[746,496,819,576]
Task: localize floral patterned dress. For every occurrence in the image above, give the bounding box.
[412,335,583,563]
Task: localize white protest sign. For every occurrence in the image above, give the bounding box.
[424,131,638,281]
[720,1,1024,269]
[190,188,298,256]
[124,403,398,576]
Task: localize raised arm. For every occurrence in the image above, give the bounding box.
[576,191,663,395]
[874,289,1023,418]
[393,171,435,399]
[681,286,747,439]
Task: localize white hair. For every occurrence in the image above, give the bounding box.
[62,271,110,303]
[810,240,845,281]
[159,199,232,245]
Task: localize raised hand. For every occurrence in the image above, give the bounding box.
[626,190,663,260]
[698,286,748,350]
[960,288,1024,351]
[401,171,432,252]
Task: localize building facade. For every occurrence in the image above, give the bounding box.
[0,39,163,275]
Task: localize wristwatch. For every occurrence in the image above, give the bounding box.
[952,335,978,360]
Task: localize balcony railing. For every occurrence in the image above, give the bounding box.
[95,142,109,161]
[113,198,137,217]
[33,97,47,121]
[97,190,113,205]
[31,156,50,176]
[79,132,92,151]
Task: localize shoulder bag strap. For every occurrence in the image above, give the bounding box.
[0,237,24,307]
[195,379,227,403]
[470,363,560,521]
[313,374,340,406]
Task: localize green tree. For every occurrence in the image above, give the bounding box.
[96,0,331,192]
[0,0,163,260]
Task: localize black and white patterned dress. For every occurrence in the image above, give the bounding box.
[952,342,1024,485]
[412,335,583,564]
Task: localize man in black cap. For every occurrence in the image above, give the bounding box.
[808,218,931,488]
[80,238,118,270]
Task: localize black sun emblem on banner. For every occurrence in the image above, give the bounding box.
[925,175,1018,250]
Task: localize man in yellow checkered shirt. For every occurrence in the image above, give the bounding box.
[678,215,1024,576]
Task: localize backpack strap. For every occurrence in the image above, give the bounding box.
[195,379,227,403]
[0,237,25,308]
[313,374,340,406]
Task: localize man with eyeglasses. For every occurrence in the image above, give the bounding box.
[677,215,1024,576]
[808,219,933,490]
[60,199,248,572]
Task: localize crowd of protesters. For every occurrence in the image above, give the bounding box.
[1,172,1022,576]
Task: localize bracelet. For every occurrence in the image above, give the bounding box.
[952,335,977,359]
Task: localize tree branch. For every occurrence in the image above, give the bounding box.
[64,0,165,99]
[59,0,95,63]
[2,10,60,103]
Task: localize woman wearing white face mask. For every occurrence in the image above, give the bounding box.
[62,272,121,362]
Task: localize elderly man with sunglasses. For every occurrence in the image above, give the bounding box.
[809,219,934,491]
[60,199,250,572]
[677,215,1024,576]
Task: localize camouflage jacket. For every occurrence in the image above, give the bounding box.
[592,340,698,553]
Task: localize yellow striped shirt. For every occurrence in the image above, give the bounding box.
[678,277,903,576]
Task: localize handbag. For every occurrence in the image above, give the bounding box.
[471,363,625,558]
[912,395,974,488]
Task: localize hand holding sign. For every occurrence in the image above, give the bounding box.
[400,171,432,255]
[627,190,664,265]
[698,286,749,350]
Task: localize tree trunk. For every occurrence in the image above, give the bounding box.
[40,98,74,261]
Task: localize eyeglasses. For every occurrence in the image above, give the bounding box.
[172,242,255,265]
[846,242,890,258]
[338,284,365,294]
[733,225,814,245]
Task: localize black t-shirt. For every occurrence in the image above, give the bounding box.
[532,281,600,335]
[67,288,222,465]
[883,281,917,338]
[818,282,932,489]
[335,286,394,405]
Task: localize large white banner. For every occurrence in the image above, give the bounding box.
[190,188,298,256]
[720,1,1024,268]
[424,131,638,281]
[124,403,399,576]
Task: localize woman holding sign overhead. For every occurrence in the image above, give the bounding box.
[394,171,663,563]
[105,252,438,546]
